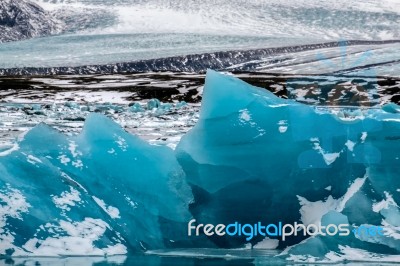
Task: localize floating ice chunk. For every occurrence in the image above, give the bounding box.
[129,102,144,112]
[0,113,194,256]
[155,102,173,116]
[147,99,161,110]
[65,102,80,109]
[176,70,400,257]
[382,103,400,114]
[176,101,187,108]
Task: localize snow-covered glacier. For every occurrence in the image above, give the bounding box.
[0,70,400,262]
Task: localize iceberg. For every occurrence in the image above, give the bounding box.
[176,70,400,261]
[0,70,399,262]
[0,114,194,257]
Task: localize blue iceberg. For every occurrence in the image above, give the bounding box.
[0,70,399,263]
[175,70,400,261]
[0,114,194,257]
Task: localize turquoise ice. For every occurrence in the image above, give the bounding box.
[176,70,400,260]
[0,114,193,256]
[0,70,399,262]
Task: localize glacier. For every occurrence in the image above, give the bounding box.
[0,70,399,262]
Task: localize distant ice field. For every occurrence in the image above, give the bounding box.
[0,0,399,73]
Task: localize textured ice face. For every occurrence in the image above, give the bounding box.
[0,113,193,256]
[176,70,400,261]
